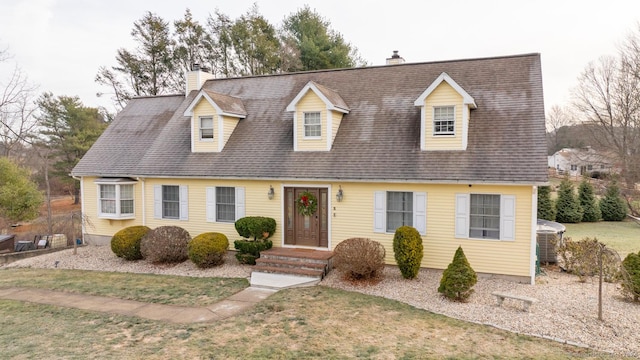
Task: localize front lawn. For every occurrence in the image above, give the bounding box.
[562,220,640,257]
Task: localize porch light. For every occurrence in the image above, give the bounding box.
[336,186,344,202]
[268,185,275,200]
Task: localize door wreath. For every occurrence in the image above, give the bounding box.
[297,191,318,216]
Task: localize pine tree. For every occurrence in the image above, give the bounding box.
[537,186,556,221]
[578,178,601,222]
[599,181,627,221]
[438,246,477,301]
[555,178,583,223]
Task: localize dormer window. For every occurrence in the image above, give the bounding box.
[200,116,214,140]
[304,112,321,138]
[433,106,455,136]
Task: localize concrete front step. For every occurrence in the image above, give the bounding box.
[250,272,321,290]
[252,265,324,278]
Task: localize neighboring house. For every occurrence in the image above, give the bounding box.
[548,147,616,177]
[72,53,547,283]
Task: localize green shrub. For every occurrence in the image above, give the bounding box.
[188,232,229,268]
[599,181,627,221]
[557,237,620,282]
[392,226,423,279]
[537,185,556,221]
[233,239,273,265]
[555,178,583,223]
[621,252,640,302]
[235,216,276,240]
[438,246,477,302]
[578,179,601,222]
[334,238,386,280]
[140,226,191,263]
[110,225,151,260]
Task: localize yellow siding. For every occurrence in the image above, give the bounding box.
[82,175,534,278]
[222,115,239,148]
[423,82,464,150]
[192,100,217,152]
[82,177,144,236]
[330,110,342,147]
[296,91,327,151]
[329,183,534,278]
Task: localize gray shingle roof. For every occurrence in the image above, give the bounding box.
[202,90,247,116]
[73,53,548,184]
[309,81,350,112]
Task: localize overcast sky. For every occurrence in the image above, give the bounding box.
[1,0,639,114]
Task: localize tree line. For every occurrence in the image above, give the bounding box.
[96,5,367,112]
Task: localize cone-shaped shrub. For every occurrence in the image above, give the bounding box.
[622,252,640,301]
[110,226,151,260]
[537,185,556,221]
[188,232,229,268]
[599,181,627,221]
[393,226,423,279]
[578,178,600,222]
[438,246,477,301]
[555,178,583,223]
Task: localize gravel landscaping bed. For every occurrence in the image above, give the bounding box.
[2,245,638,357]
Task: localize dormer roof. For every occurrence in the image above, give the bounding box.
[286,81,350,113]
[184,89,247,118]
[414,72,477,109]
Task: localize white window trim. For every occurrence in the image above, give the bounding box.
[154,185,188,221]
[432,105,456,137]
[303,111,322,139]
[96,182,136,220]
[373,191,426,235]
[199,116,214,141]
[206,186,245,223]
[455,193,515,241]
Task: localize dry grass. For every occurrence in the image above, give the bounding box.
[563,220,640,257]
[0,269,621,359]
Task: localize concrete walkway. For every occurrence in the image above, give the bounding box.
[0,286,277,324]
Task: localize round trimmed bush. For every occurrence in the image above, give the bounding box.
[140,226,191,263]
[622,251,640,301]
[393,226,423,279]
[110,226,151,260]
[188,232,229,268]
[334,237,386,280]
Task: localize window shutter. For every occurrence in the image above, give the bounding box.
[373,191,386,233]
[500,195,516,241]
[154,185,162,219]
[205,187,215,222]
[179,185,188,220]
[455,194,469,238]
[413,192,427,235]
[235,187,245,220]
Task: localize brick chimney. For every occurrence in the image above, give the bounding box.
[386,50,405,65]
[185,63,214,95]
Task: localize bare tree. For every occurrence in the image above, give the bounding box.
[0,49,38,160]
[546,104,576,154]
[572,27,640,192]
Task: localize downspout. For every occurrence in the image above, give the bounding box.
[136,177,146,226]
[530,186,538,285]
[71,176,85,240]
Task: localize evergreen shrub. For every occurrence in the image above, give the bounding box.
[537,186,556,221]
[438,246,477,301]
[392,226,423,279]
[188,232,229,268]
[599,181,627,221]
[622,251,640,302]
[578,179,601,222]
[555,178,583,223]
[235,216,276,240]
[110,225,151,261]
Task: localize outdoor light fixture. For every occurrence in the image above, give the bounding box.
[336,186,344,202]
[268,185,275,200]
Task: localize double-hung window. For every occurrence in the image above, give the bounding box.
[96,179,136,219]
[303,112,321,137]
[455,193,515,241]
[154,185,188,220]
[200,116,214,140]
[374,191,426,235]
[206,186,245,223]
[433,106,455,136]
